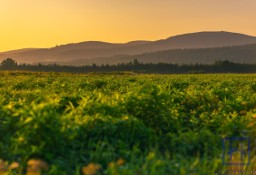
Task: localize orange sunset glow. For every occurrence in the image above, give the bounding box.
[0,0,256,52]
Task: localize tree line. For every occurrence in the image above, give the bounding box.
[1,58,256,74]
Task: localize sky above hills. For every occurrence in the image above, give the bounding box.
[0,0,256,52]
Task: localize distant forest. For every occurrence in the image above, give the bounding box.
[0,58,256,74]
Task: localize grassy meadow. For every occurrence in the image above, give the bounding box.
[0,71,256,175]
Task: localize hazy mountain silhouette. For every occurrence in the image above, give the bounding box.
[144,31,256,50]
[1,48,38,54]
[1,31,256,65]
[71,43,256,65]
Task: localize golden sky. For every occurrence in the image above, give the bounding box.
[0,0,256,51]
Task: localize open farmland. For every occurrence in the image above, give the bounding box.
[0,72,256,175]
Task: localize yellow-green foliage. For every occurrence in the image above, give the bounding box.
[0,72,256,174]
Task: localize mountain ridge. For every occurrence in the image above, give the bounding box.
[1,31,256,65]
[65,43,256,65]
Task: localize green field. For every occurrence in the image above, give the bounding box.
[1,72,256,175]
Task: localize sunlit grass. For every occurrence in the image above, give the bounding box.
[1,72,256,174]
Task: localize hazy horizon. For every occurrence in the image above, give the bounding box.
[1,30,255,52]
[1,0,256,52]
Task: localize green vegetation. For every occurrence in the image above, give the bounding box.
[0,72,256,175]
[0,58,17,69]
[1,58,256,74]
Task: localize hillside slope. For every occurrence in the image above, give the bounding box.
[71,44,256,65]
[1,31,256,64]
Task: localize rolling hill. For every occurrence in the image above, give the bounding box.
[1,31,256,65]
[73,44,256,65]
